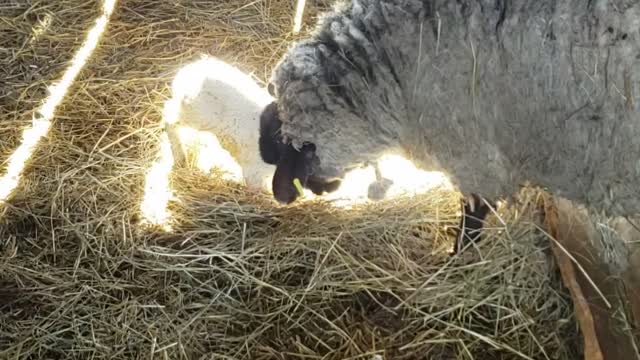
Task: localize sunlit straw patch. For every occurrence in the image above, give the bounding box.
[176,126,244,183]
[376,153,453,196]
[139,133,175,231]
[322,166,378,208]
[295,154,453,208]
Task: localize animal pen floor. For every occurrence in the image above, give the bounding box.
[0,0,585,359]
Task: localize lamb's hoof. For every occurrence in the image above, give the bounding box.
[453,193,494,254]
[367,177,394,201]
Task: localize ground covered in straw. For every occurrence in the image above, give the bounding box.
[0,0,580,359]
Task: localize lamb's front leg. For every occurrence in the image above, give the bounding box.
[367,161,393,201]
[453,193,495,253]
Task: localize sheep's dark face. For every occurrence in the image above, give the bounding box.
[258,101,342,204]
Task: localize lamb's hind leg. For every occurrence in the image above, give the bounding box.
[454,193,495,253]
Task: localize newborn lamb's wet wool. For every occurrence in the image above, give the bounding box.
[264,0,640,218]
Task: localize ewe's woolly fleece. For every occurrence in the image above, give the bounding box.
[269,0,640,217]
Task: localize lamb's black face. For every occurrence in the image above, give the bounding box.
[258,101,341,204]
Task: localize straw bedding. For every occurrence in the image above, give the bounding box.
[0,0,103,161]
[0,0,580,358]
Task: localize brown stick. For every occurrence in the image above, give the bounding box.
[541,193,604,360]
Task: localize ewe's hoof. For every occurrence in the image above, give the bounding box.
[453,193,495,254]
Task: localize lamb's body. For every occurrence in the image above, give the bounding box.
[269,0,640,217]
[166,57,275,191]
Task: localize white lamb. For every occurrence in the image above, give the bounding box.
[163,56,276,192]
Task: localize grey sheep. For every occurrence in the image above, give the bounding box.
[258,0,640,244]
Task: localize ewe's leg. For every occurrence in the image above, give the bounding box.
[454,193,495,253]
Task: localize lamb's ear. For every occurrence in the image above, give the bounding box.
[272,143,318,204]
[258,101,282,165]
[272,145,302,204]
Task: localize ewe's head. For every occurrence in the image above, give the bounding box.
[260,41,385,204]
[258,101,342,204]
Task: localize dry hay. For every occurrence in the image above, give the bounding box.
[0,0,580,359]
[0,0,104,161]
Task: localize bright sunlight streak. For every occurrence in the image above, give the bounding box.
[0,0,117,206]
[293,0,307,34]
[311,153,453,208]
[139,133,175,231]
[377,154,453,195]
[322,166,377,207]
